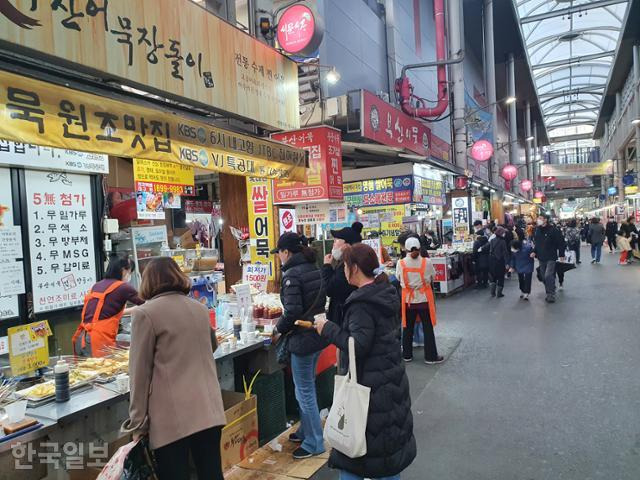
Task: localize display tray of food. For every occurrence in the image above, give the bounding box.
[12,373,97,407]
[77,355,129,383]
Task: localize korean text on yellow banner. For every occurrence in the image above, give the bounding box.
[133,159,195,195]
[8,320,52,376]
[0,70,307,181]
[246,178,275,279]
[0,0,299,131]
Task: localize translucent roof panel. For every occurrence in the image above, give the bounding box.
[514,0,630,136]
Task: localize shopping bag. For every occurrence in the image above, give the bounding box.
[324,337,370,459]
[564,250,576,265]
[97,437,158,480]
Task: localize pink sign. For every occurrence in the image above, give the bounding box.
[501,164,518,181]
[520,179,533,192]
[534,191,544,199]
[361,90,431,157]
[271,126,343,204]
[470,140,493,162]
[277,5,316,54]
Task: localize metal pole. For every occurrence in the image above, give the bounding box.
[247,0,256,36]
[384,0,398,100]
[508,54,518,169]
[533,123,539,191]
[633,44,640,169]
[525,102,532,190]
[484,0,497,183]
[449,0,467,170]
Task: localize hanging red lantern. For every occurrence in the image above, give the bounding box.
[520,179,533,192]
[501,164,518,181]
[470,140,493,162]
[534,190,544,199]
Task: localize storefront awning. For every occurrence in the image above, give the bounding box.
[0,69,307,181]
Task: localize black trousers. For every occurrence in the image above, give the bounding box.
[570,244,581,263]
[607,235,617,251]
[489,258,505,287]
[154,426,224,480]
[476,267,489,286]
[518,272,532,294]
[403,307,439,361]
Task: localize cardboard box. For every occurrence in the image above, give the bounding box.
[221,390,259,472]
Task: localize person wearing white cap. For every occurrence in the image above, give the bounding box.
[395,237,444,364]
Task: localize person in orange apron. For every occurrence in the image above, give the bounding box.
[396,237,443,365]
[72,256,143,357]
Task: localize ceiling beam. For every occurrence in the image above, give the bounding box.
[548,132,595,142]
[531,51,616,70]
[519,0,627,24]
[544,106,601,117]
[539,86,605,101]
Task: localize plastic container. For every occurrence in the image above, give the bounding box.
[54,358,70,403]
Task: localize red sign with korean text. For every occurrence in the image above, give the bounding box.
[271,126,343,204]
[277,5,317,54]
[361,90,431,157]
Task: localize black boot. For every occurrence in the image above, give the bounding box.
[497,286,504,298]
[490,283,496,297]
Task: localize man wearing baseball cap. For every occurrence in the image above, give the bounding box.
[396,237,443,364]
[321,222,363,327]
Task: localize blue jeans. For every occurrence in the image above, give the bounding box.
[339,471,400,480]
[291,352,324,454]
[591,243,602,262]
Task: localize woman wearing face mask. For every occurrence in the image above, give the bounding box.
[273,233,327,459]
[72,255,144,357]
[322,222,362,328]
[314,244,416,480]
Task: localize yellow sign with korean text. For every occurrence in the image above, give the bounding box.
[246,177,276,280]
[8,321,52,376]
[133,159,195,195]
[0,0,299,130]
[360,205,407,248]
[0,69,306,181]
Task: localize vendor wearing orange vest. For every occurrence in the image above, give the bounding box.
[396,237,444,365]
[72,255,144,357]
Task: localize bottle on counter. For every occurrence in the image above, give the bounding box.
[233,311,242,339]
[54,358,70,403]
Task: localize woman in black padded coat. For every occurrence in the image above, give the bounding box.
[315,243,416,480]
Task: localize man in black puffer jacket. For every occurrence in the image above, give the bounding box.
[273,233,328,459]
[318,244,416,478]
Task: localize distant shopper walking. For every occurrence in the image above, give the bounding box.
[489,227,509,298]
[587,217,606,264]
[509,240,534,300]
[605,216,618,252]
[532,214,566,304]
[565,219,582,265]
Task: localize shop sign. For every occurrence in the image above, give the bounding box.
[246,177,275,279]
[0,168,20,319]
[0,0,299,131]
[26,170,97,313]
[625,185,638,195]
[277,3,324,56]
[452,197,469,243]
[242,264,270,293]
[133,159,195,196]
[553,178,594,190]
[185,200,214,214]
[0,70,306,181]
[132,226,168,246]
[430,134,451,162]
[136,191,165,220]
[344,175,413,208]
[8,320,52,376]
[279,208,297,233]
[413,176,446,206]
[271,126,343,203]
[541,161,613,178]
[361,90,431,157]
[359,205,406,248]
[295,203,347,225]
[0,140,108,174]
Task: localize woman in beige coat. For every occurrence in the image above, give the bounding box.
[124,257,226,480]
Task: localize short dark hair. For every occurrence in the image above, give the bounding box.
[511,239,522,250]
[139,257,191,300]
[105,255,134,280]
[627,216,635,223]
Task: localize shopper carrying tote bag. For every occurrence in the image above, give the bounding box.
[315,244,416,480]
[324,337,370,458]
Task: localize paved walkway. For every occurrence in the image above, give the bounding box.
[318,246,640,479]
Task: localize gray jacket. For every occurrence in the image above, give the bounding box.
[588,223,606,245]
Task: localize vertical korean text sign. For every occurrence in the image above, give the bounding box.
[246,178,275,280]
[271,126,343,203]
[26,171,97,313]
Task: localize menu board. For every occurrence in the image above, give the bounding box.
[26,170,97,313]
[0,168,21,319]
